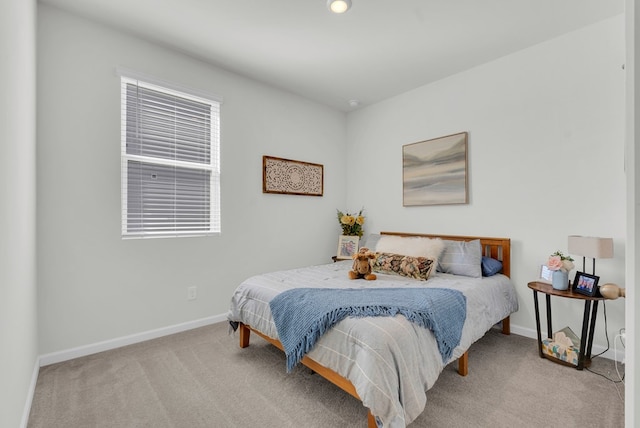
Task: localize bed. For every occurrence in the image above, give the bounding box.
[228,232,518,427]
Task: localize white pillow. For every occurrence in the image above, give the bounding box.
[375,235,445,262]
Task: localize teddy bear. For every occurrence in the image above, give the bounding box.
[349,247,377,280]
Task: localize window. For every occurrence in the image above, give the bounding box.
[120,74,221,238]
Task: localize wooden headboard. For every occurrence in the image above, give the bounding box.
[380,232,511,278]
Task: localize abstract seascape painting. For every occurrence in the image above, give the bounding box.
[402,132,468,206]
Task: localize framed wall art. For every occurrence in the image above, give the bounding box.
[263,156,323,196]
[402,132,468,206]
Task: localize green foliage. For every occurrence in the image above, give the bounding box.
[336,208,365,237]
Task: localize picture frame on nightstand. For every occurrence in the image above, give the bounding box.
[573,271,600,297]
[539,265,553,283]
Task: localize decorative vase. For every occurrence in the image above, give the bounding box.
[552,270,569,291]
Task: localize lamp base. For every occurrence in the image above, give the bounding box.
[598,283,626,299]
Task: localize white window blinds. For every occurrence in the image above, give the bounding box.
[120,75,221,238]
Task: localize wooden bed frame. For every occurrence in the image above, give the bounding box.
[237,232,512,428]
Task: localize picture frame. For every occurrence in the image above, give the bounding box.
[263,155,323,196]
[539,265,553,283]
[402,132,468,206]
[572,271,600,297]
[337,235,359,260]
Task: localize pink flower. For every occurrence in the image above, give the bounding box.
[547,255,564,271]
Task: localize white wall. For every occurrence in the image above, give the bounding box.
[625,0,638,425]
[37,4,348,355]
[346,16,626,353]
[0,0,39,427]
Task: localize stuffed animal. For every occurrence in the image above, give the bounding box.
[349,247,377,280]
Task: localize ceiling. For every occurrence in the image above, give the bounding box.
[40,0,624,112]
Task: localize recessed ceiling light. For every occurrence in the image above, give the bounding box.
[348,99,360,107]
[327,0,352,14]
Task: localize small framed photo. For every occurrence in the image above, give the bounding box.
[539,265,553,283]
[337,235,359,260]
[573,271,600,297]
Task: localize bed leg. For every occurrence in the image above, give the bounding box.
[457,351,468,376]
[367,410,377,428]
[502,316,511,335]
[239,323,251,348]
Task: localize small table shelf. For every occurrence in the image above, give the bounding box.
[527,281,605,370]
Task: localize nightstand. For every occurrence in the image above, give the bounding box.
[527,281,605,370]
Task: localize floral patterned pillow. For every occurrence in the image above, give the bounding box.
[372,252,436,281]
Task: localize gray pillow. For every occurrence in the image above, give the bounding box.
[437,239,482,278]
[360,233,381,251]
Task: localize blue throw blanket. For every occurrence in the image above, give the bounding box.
[269,287,467,372]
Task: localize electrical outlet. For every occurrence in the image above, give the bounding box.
[187,286,197,301]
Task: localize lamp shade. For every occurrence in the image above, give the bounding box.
[568,236,613,259]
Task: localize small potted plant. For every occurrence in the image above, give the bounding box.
[335,209,366,260]
[336,208,365,237]
[546,251,575,290]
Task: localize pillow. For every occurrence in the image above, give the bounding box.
[481,256,503,277]
[437,239,482,278]
[375,235,444,263]
[360,233,381,251]
[372,252,436,281]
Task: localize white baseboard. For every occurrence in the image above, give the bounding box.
[510,323,626,363]
[39,314,227,367]
[20,358,40,428]
[37,316,624,366]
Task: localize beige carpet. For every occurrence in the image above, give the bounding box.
[28,322,625,427]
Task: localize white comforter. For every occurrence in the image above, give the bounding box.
[228,261,518,427]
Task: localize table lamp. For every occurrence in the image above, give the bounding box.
[567,235,613,275]
[568,235,625,299]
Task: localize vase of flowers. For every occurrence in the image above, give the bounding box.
[337,208,365,237]
[547,251,575,291]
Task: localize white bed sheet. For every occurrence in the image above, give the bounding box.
[228,260,518,427]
